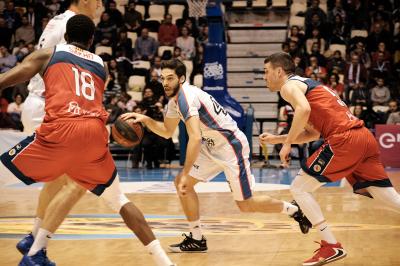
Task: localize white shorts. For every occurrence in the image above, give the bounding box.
[189,131,255,201]
[21,94,45,134]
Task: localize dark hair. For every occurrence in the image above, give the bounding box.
[264,52,295,75]
[66,14,95,46]
[161,59,186,79]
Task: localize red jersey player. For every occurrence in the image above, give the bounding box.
[0,15,175,266]
[260,52,400,266]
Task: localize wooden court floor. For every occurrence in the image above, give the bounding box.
[0,172,399,266]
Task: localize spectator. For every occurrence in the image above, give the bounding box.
[329,14,349,44]
[306,13,328,39]
[288,40,303,58]
[370,51,392,79]
[346,0,369,30]
[384,99,399,122]
[96,12,118,46]
[7,93,23,115]
[306,28,326,55]
[0,17,13,49]
[183,18,199,38]
[327,50,346,74]
[134,28,158,61]
[309,72,319,82]
[140,87,167,169]
[305,0,327,26]
[12,40,29,61]
[344,54,368,100]
[35,17,49,42]
[387,110,400,124]
[293,55,305,76]
[351,41,371,69]
[107,59,126,93]
[0,46,17,73]
[173,46,183,61]
[176,26,196,60]
[370,77,391,106]
[328,0,346,23]
[371,42,392,62]
[158,14,178,46]
[124,1,142,33]
[3,1,21,30]
[114,31,133,59]
[193,43,205,76]
[107,0,123,27]
[196,24,209,46]
[151,56,162,78]
[15,15,35,45]
[352,104,364,119]
[287,25,305,48]
[46,0,60,17]
[308,41,327,66]
[367,22,392,52]
[305,56,327,80]
[147,70,165,103]
[327,73,345,99]
[350,83,369,105]
[281,42,290,53]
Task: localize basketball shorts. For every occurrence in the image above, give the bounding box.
[21,93,45,134]
[0,119,116,195]
[189,130,255,201]
[301,127,392,197]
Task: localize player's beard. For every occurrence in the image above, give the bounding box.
[165,82,180,98]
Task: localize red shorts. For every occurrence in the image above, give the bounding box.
[301,127,392,197]
[0,119,116,195]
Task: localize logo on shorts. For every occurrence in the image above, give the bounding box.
[317,159,326,166]
[8,149,16,156]
[313,164,322,173]
[193,164,200,169]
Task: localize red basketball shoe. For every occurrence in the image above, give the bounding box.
[303,240,347,266]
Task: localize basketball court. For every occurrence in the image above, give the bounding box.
[1,165,399,266]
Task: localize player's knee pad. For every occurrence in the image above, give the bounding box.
[104,193,130,212]
[290,170,323,195]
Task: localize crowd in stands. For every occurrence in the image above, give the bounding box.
[281,0,400,130]
[0,0,208,168]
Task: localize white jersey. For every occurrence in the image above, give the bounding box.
[27,10,76,97]
[166,83,240,146]
[166,83,254,201]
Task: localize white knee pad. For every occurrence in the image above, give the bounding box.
[290,170,324,196]
[100,175,130,212]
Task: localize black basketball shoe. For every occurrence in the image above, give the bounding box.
[169,233,208,253]
[290,200,313,234]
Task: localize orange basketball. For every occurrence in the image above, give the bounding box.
[111,117,144,148]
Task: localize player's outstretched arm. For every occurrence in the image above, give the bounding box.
[260,124,320,145]
[120,112,180,139]
[0,48,53,91]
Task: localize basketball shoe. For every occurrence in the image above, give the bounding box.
[19,249,56,266]
[303,240,347,266]
[169,233,207,253]
[290,200,313,234]
[16,233,34,255]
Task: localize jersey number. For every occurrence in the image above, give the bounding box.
[210,96,227,116]
[72,67,95,101]
[322,86,357,121]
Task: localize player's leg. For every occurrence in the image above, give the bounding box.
[169,150,219,252]
[100,175,175,266]
[367,186,400,213]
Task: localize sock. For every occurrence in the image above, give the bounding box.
[146,240,174,266]
[31,217,42,237]
[189,220,202,240]
[27,228,53,256]
[281,201,298,216]
[316,222,337,244]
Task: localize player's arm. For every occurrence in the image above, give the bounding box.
[280,81,311,145]
[0,48,53,91]
[120,112,180,139]
[260,124,320,145]
[182,115,202,175]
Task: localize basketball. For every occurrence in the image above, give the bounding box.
[111,117,144,148]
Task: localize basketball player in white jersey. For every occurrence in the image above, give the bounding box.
[121,59,312,252]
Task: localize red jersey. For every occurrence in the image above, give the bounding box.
[288,75,364,138]
[42,44,109,123]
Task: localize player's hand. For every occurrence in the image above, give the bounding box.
[279,143,291,168]
[259,132,279,145]
[120,112,149,123]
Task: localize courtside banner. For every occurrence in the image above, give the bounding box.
[375,125,400,168]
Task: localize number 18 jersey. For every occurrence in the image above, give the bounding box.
[43,44,109,123]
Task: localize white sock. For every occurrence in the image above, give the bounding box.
[317,222,337,244]
[189,220,202,240]
[31,217,42,237]
[146,240,174,266]
[27,228,53,256]
[281,201,298,216]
